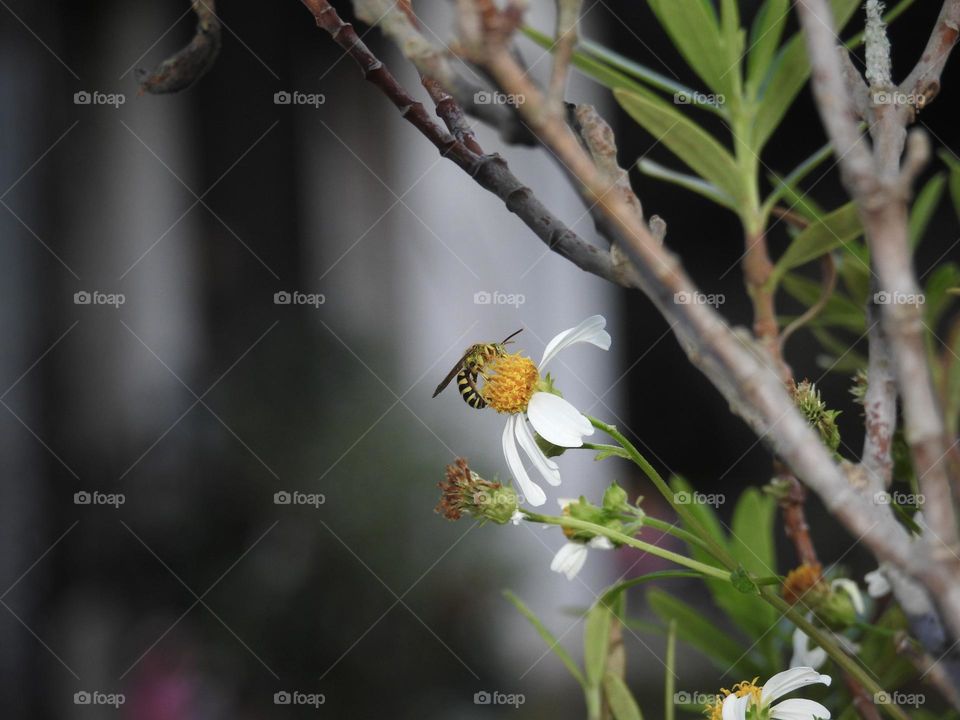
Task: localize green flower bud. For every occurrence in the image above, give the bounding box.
[793,380,841,454]
[602,483,630,513]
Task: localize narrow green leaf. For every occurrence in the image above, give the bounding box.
[614,88,744,206]
[909,172,946,248]
[638,158,737,210]
[767,173,826,223]
[503,591,585,687]
[747,0,790,95]
[604,672,645,720]
[584,601,614,687]
[782,273,865,330]
[762,135,841,219]
[939,150,960,224]
[646,0,729,95]
[665,620,676,720]
[836,241,872,305]
[647,589,754,673]
[752,0,861,150]
[773,202,862,277]
[924,263,960,330]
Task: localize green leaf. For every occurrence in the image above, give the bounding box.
[836,241,872,305]
[924,263,960,330]
[752,0,862,150]
[773,202,862,279]
[646,0,730,95]
[576,37,720,113]
[647,588,754,673]
[782,272,865,330]
[604,672,645,720]
[638,158,737,210]
[939,150,960,224]
[811,327,868,372]
[503,591,585,687]
[909,172,946,248]
[584,601,614,688]
[614,88,745,206]
[747,0,790,96]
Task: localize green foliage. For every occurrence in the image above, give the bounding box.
[503,590,586,687]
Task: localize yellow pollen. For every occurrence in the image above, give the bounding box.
[705,678,762,720]
[481,353,539,414]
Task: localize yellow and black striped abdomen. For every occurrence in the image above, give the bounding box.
[457,368,486,409]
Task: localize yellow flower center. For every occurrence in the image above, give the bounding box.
[706,678,762,720]
[481,353,539,414]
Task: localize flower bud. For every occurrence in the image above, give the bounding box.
[436,458,519,525]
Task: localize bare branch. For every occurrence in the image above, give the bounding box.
[137,0,221,94]
[546,0,583,115]
[862,297,897,490]
[901,0,960,107]
[795,0,960,641]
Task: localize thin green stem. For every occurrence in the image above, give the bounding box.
[761,588,911,720]
[586,416,738,570]
[524,512,731,582]
[643,517,715,556]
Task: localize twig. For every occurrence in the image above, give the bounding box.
[299,0,618,282]
[546,0,583,115]
[862,288,897,490]
[137,0,221,94]
[795,0,960,641]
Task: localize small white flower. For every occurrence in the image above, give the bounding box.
[790,626,828,670]
[550,536,613,581]
[716,667,832,720]
[486,315,611,507]
[509,510,524,526]
[865,568,891,598]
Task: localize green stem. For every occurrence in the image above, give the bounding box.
[761,588,911,720]
[524,513,731,582]
[643,516,715,556]
[586,416,738,570]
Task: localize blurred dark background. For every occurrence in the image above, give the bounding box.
[0,1,956,718]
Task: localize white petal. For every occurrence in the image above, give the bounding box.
[514,415,561,487]
[557,497,578,510]
[527,392,593,447]
[771,698,831,720]
[790,627,827,670]
[865,568,891,598]
[722,693,750,720]
[510,510,524,525]
[539,315,611,369]
[831,578,865,615]
[588,536,614,550]
[550,542,589,580]
[761,668,832,704]
[502,415,546,507]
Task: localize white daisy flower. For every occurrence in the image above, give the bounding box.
[865,568,891,598]
[550,536,614,580]
[710,667,832,720]
[483,315,611,507]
